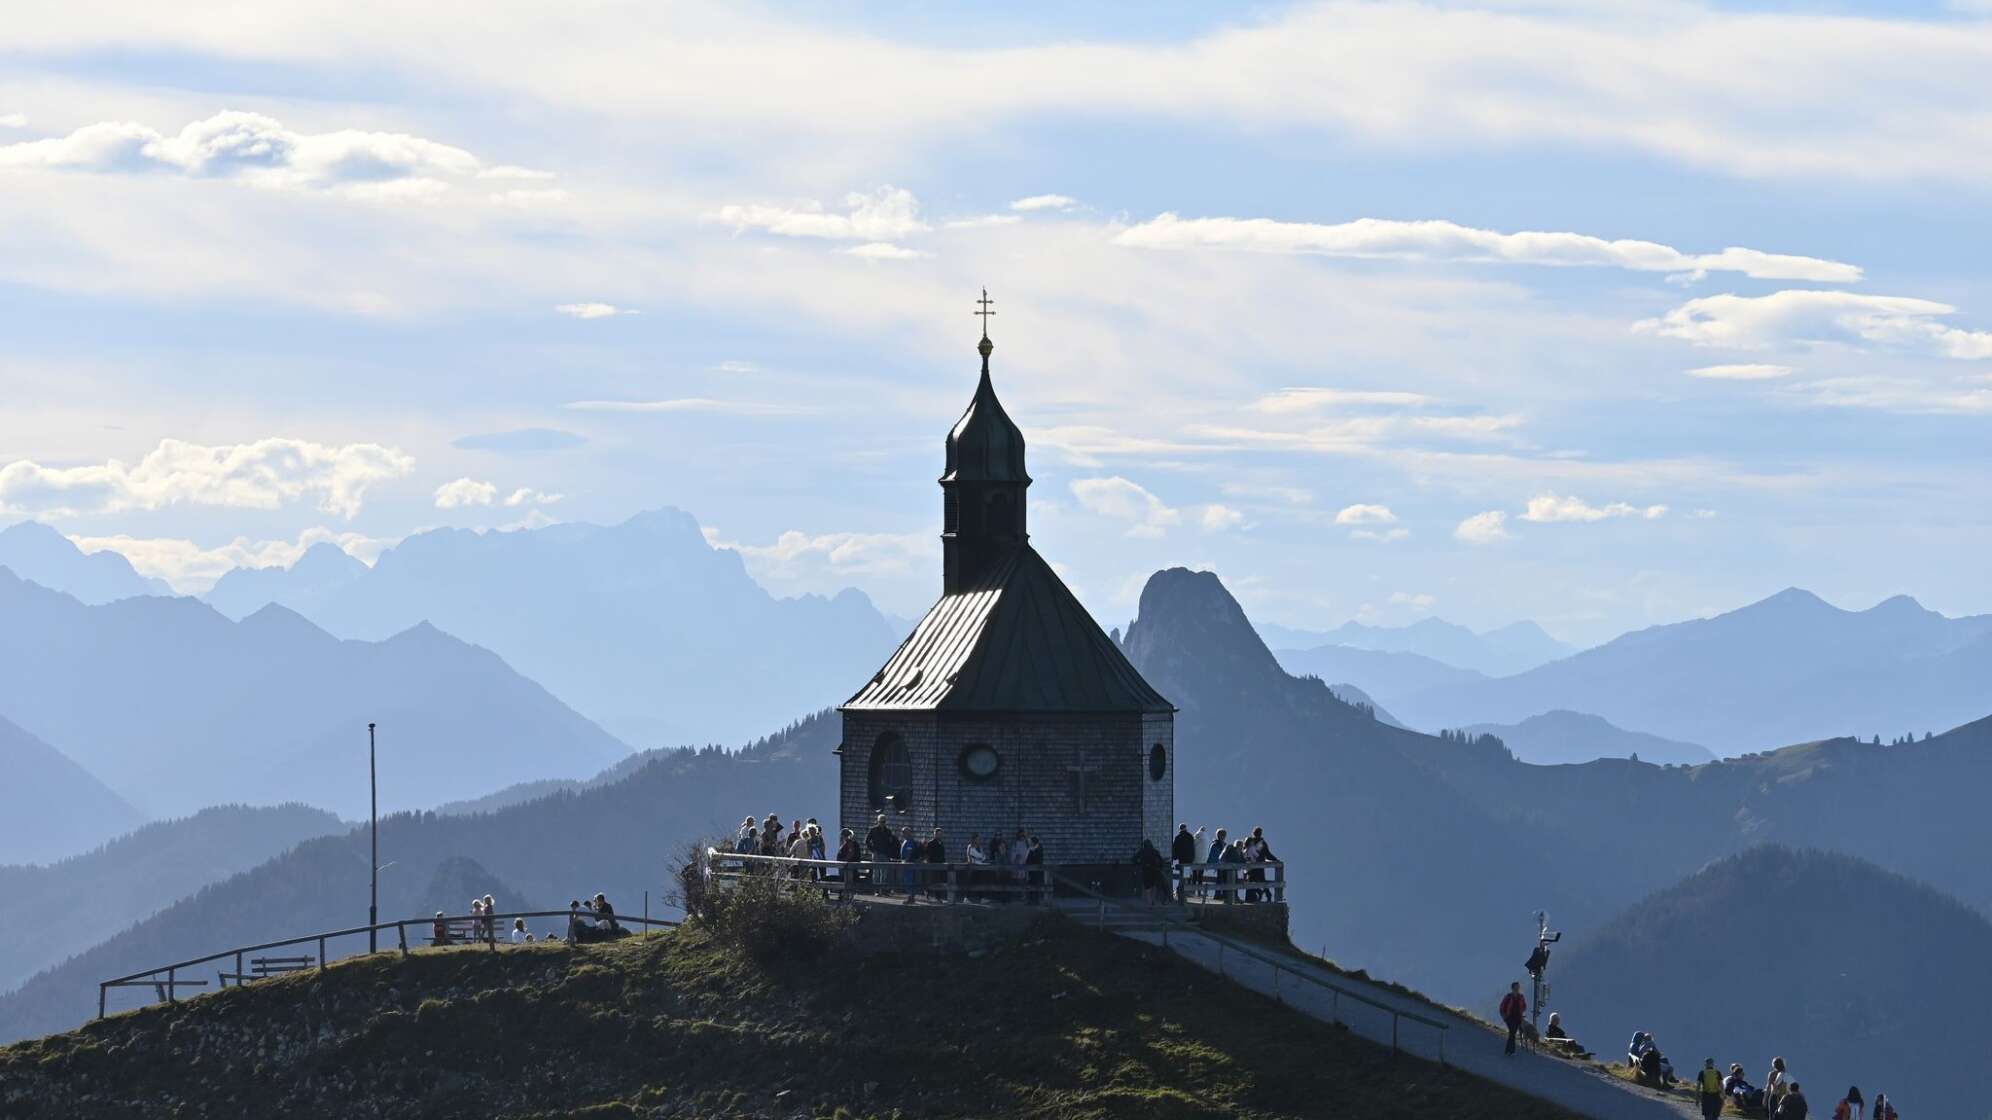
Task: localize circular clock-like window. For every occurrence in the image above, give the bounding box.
[959,743,1000,782]
[1148,742,1168,781]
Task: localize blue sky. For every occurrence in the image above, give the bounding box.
[2,1,1989,644]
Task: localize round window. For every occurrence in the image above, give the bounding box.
[959,743,1000,782]
[1148,742,1167,781]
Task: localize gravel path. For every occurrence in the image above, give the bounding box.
[1121,928,1699,1120]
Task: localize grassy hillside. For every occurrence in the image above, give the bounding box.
[1553,846,1990,1119]
[0,920,1574,1120]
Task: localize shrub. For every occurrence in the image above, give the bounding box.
[680,843,852,965]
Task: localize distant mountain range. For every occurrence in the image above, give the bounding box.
[0,569,627,819]
[0,712,838,1044]
[1275,643,1487,701]
[202,509,899,748]
[0,803,342,995]
[0,521,168,603]
[1387,589,1992,755]
[1259,616,1573,676]
[1557,845,1986,1119]
[0,714,144,865]
[1464,710,1713,766]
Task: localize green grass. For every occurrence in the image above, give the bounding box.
[1,920,1582,1119]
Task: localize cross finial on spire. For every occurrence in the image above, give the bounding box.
[974,288,996,339]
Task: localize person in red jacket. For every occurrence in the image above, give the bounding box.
[1500,982,1528,1056]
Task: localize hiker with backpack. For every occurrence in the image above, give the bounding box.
[1697,1058,1725,1120]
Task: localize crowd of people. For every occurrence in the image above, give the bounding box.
[721,813,1283,907]
[426,892,627,946]
[1496,982,1901,1120]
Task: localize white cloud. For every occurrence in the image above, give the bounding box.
[0,111,537,201]
[1333,503,1398,525]
[1522,494,1667,522]
[1199,504,1245,531]
[489,187,570,207]
[0,437,411,519]
[1785,376,1992,415]
[1352,527,1410,542]
[1011,194,1077,212]
[843,242,930,261]
[1455,510,1511,543]
[561,397,809,416]
[434,477,498,508]
[713,360,760,373]
[1117,215,1861,282]
[0,113,26,129]
[1252,388,1434,412]
[705,526,934,584]
[69,526,390,594]
[503,487,562,507]
[555,302,636,319]
[1688,363,1795,380]
[712,185,928,241]
[942,214,1022,230]
[1070,476,1181,538]
[1388,591,1437,610]
[1639,290,1992,358]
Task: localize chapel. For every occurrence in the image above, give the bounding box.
[839,298,1176,869]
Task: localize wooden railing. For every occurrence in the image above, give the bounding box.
[1170,860,1286,904]
[97,909,677,1020]
[700,849,1289,906]
[701,848,1054,904]
[1049,873,1448,1064]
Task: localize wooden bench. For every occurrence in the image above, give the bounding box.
[427,920,492,945]
[217,955,313,987]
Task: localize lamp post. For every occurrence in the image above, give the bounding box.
[368,721,379,954]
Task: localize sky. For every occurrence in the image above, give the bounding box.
[2,1,1989,645]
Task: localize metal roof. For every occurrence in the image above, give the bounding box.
[842,545,1172,714]
[942,362,1030,485]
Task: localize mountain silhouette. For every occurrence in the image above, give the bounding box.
[0,570,627,819]
[1463,710,1714,766]
[205,541,367,621]
[0,521,168,603]
[0,803,341,995]
[1388,588,1992,754]
[200,509,898,748]
[1263,615,1572,676]
[1554,845,1986,1119]
[0,712,837,1044]
[1275,643,1487,702]
[0,713,144,865]
[1121,568,1600,1002]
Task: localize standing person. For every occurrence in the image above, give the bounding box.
[1171,824,1196,901]
[1024,833,1044,904]
[1499,982,1528,1056]
[1777,1083,1810,1120]
[867,814,897,895]
[1872,1092,1895,1120]
[1767,1057,1790,1115]
[1207,829,1230,901]
[900,830,926,902]
[482,895,498,939]
[1697,1059,1726,1120]
[1833,1087,1865,1120]
[1008,829,1030,902]
[735,816,758,852]
[1221,838,1248,902]
[925,827,947,900]
[1133,838,1165,904]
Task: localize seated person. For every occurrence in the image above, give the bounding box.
[1636,1046,1666,1087]
[1543,1012,1589,1057]
[431,911,452,945]
[568,899,597,943]
[1725,1064,1766,1112]
[1628,1031,1653,1068]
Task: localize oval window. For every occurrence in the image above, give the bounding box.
[959,743,1000,782]
[1148,742,1167,781]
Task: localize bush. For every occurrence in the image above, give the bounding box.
[681,844,852,965]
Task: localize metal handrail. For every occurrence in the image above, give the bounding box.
[1047,872,1448,1064]
[97,909,678,1020]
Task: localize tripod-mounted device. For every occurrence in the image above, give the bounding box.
[1525,910,1562,1032]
